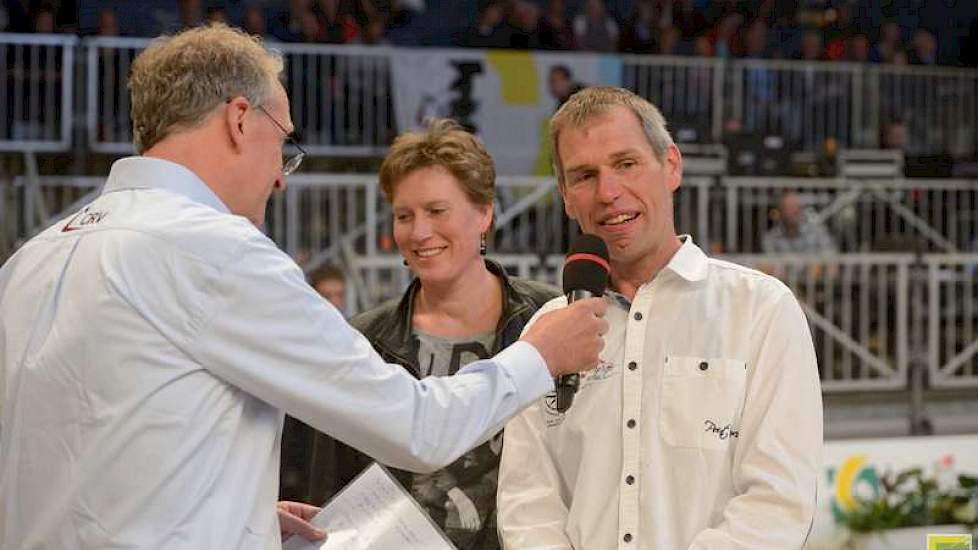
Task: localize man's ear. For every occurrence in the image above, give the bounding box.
[225,97,249,150]
[664,143,683,193]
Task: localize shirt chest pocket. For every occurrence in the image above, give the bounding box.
[659,356,748,450]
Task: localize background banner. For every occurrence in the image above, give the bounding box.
[808,435,978,547]
[391,48,622,175]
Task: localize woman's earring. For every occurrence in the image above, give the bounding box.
[479,233,487,256]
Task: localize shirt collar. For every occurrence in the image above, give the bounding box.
[605,235,709,309]
[663,235,709,283]
[100,156,231,214]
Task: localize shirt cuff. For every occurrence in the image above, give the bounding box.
[494,341,555,407]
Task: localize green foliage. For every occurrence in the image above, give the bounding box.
[840,468,978,533]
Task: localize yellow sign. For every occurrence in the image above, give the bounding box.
[927,534,973,550]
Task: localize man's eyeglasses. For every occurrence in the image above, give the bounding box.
[257,105,306,176]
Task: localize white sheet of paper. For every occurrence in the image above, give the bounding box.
[282,462,456,550]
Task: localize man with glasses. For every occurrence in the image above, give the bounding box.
[254,103,307,177]
[0,24,609,550]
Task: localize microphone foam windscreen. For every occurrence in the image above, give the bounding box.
[563,234,610,296]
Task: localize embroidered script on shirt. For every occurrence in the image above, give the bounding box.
[704,420,740,440]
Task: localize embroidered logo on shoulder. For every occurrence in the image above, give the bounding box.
[62,207,108,232]
[542,392,565,428]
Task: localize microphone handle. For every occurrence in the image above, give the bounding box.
[556,289,597,413]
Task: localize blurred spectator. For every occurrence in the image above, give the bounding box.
[178,0,204,29]
[670,0,711,41]
[693,33,713,56]
[27,0,76,33]
[823,0,854,61]
[508,0,542,50]
[881,119,908,152]
[32,2,54,33]
[572,0,619,53]
[356,16,388,44]
[310,264,348,317]
[890,48,908,65]
[762,190,838,254]
[708,12,742,58]
[741,17,770,59]
[872,20,901,63]
[316,0,359,43]
[908,28,937,65]
[206,6,227,25]
[270,0,309,42]
[298,7,321,42]
[742,19,775,119]
[846,33,870,63]
[548,64,583,108]
[241,5,267,38]
[464,1,510,48]
[657,25,680,55]
[96,7,118,36]
[706,0,740,22]
[538,0,575,50]
[796,29,824,61]
[619,0,656,54]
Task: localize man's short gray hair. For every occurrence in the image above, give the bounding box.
[128,24,283,153]
[550,86,675,186]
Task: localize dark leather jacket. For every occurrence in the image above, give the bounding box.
[289,260,558,549]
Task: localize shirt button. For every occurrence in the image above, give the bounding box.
[628,361,638,371]
[699,361,709,371]
[625,474,635,485]
[633,312,643,321]
[627,419,636,428]
[623,533,633,543]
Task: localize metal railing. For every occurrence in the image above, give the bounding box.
[729,59,863,151]
[265,174,381,268]
[727,254,913,391]
[85,37,393,156]
[623,54,724,143]
[877,64,978,156]
[85,36,141,153]
[341,251,941,392]
[0,33,76,152]
[0,34,971,159]
[722,176,978,254]
[925,254,978,389]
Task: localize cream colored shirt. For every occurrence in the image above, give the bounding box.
[498,238,823,550]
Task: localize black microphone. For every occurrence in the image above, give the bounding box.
[556,233,610,413]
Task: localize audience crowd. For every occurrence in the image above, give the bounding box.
[3,0,977,67]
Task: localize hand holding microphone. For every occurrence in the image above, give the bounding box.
[520,234,610,411]
[557,234,610,412]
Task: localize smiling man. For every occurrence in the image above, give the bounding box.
[497,87,824,549]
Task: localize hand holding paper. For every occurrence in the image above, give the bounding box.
[283,463,457,550]
[278,501,327,543]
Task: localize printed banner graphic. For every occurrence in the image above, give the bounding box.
[391,48,622,175]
